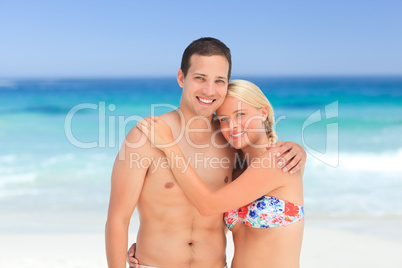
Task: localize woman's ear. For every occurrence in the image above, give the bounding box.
[261,106,269,121]
[177,69,184,88]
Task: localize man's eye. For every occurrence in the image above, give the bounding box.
[217,80,225,83]
[237,113,244,116]
[196,76,204,80]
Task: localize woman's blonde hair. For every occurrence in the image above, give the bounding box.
[227,79,278,145]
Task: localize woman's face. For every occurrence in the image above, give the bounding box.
[216,96,268,150]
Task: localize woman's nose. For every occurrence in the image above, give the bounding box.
[231,118,240,129]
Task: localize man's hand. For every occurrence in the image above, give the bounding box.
[267,141,307,174]
[127,243,139,268]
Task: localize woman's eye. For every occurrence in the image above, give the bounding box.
[220,117,228,122]
[237,113,244,117]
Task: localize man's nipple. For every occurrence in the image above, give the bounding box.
[165,182,174,189]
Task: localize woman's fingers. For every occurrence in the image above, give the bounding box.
[136,122,149,137]
[137,117,155,132]
[149,115,159,121]
[137,116,170,148]
[137,118,152,138]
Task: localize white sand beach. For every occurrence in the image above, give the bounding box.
[1,213,402,268]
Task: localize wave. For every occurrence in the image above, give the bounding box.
[307,148,402,172]
[303,148,402,216]
[0,188,41,199]
[0,149,401,216]
[0,155,17,163]
[40,153,76,168]
[0,173,37,188]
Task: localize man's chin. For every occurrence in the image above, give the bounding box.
[194,108,216,118]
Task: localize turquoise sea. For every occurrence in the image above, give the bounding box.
[0,77,401,224]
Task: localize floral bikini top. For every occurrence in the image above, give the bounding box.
[224,196,304,230]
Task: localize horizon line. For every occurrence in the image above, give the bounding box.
[1,74,402,80]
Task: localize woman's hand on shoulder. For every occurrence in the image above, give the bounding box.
[136,116,175,152]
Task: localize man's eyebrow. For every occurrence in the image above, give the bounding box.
[193,73,227,80]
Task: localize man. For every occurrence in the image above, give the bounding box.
[105,37,306,268]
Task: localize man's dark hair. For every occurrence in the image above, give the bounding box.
[181,37,232,80]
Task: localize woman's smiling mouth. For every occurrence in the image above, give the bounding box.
[230,131,246,138]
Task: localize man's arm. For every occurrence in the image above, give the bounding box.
[105,127,151,268]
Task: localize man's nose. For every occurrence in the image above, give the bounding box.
[201,81,216,96]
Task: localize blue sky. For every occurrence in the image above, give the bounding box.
[1,0,401,78]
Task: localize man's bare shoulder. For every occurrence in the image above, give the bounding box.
[120,126,157,158]
[157,110,177,119]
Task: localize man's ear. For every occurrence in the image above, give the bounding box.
[177,69,184,88]
[261,106,269,121]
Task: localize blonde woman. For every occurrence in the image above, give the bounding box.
[137,80,304,267]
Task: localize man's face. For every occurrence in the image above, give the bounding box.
[178,54,229,118]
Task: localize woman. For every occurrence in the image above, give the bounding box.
[137,80,304,267]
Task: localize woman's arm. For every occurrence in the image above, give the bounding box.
[137,116,296,216]
[162,144,289,216]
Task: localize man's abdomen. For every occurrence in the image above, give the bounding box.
[135,220,227,268]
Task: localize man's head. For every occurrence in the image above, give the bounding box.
[181,37,232,80]
[177,38,232,119]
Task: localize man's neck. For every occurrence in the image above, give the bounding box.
[177,106,215,146]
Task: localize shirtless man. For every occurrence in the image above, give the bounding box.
[105,37,306,268]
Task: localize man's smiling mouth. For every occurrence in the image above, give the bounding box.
[196,96,216,105]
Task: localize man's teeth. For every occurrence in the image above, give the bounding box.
[231,131,245,137]
[198,97,213,104]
